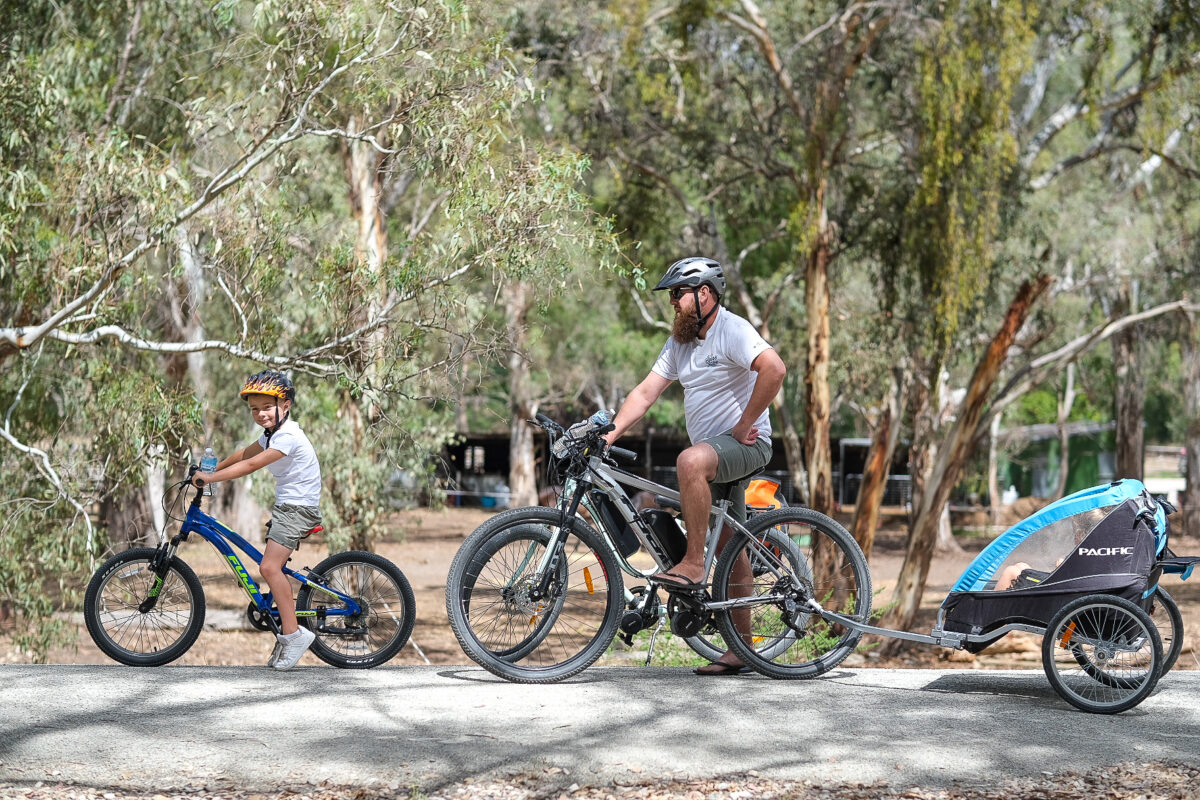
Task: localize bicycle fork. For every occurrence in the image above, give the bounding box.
[139,534,185,613]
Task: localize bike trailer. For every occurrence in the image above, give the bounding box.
[939,479,1189,643]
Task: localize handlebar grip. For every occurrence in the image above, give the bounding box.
[609,446,638,463]
[534,413,556,426]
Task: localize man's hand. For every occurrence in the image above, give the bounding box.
[731,420,758,445]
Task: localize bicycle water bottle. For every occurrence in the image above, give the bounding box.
[199,447,218,497]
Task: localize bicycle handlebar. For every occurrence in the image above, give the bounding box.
[609,445,637,463]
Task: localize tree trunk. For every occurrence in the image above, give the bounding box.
[1113,284,1144,481]
[850,366,907,560]
[1051,362,1076,500]
[987,409,1003,529]
[804,200,834,515]
[1183,310,1200,537]
[99,489,155,551]
[881,276,1051,640]
[907,364,941,527]
[505,281,538,508]
[217,479,267,547]
[342,117,389,552]
[773,400,809,506]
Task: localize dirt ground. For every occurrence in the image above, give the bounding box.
[3,506,1196,671]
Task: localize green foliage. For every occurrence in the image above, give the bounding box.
[896,0,1036,352]
[0,0,608,655]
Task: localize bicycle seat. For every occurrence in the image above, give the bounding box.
[301,525,323,539]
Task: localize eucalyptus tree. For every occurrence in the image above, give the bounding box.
[874,0,1200,636]
[507,0,918,516]
[1,0,599,655]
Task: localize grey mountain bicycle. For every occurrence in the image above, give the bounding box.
[445,413,873,683]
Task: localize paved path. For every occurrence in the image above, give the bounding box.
[3,666,1198,793]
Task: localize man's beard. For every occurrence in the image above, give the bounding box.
[672,307,701,343]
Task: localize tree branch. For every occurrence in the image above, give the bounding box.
[981,298,1200,433]
[1021,51,1200,173]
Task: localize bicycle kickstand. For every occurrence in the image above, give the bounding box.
[644,617,667,666]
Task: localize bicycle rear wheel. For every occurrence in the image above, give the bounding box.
[1043,594,1161,713]
[297,550,416,668]
[712,507,871,679]
[446,507,622,683]
[84,547,205,666]
[685,527,812,662]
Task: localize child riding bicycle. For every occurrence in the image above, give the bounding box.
[191,370,322,670]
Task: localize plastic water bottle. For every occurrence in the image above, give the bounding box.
[199,447,218,497]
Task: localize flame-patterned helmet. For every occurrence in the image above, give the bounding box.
[239,370,295,401]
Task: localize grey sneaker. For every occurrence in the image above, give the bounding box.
[266,636,285,668]
[273,626,316,671]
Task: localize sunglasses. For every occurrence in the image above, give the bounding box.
[669,286,697,300]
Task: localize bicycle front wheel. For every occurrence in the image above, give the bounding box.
[712,507,872,679]
[446,506,623,683]
[297,550,416,669]
[83,547,206,666]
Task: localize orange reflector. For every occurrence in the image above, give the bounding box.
[1058,621,1077,648]
[583,567,595,594]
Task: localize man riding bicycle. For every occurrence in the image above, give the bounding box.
[602,256,786,675]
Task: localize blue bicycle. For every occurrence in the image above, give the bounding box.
[84,465,415,668]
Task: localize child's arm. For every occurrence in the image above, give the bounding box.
[196,444,283,488]
[216,442,265,470]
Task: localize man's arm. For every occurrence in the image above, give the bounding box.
[603,371,673,446]
[730,348,786,445]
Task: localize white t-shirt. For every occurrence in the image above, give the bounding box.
[651,308,774,444]
[257,419,322,506]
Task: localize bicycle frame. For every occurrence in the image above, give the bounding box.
[544,452,800,613]
[147,489,362,627]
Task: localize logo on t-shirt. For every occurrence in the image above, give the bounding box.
[705,354,719,367]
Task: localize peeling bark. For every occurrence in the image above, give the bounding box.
[805,210,834,516]
[849,366,907,560]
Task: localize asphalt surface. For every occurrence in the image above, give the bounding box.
[2,666,1198,793]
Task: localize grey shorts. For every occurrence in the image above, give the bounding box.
[703,432,772,524]
[267,504,322,550]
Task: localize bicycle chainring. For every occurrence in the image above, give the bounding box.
[246,602,276,632]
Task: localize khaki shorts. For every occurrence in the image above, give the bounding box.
[267,504,322,550]
[703,432,772,524]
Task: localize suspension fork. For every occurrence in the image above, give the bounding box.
[530,478,589,601]
[139,532,187,613]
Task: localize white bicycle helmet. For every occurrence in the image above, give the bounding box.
[654,256,725,327]
[653,256,726,299]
